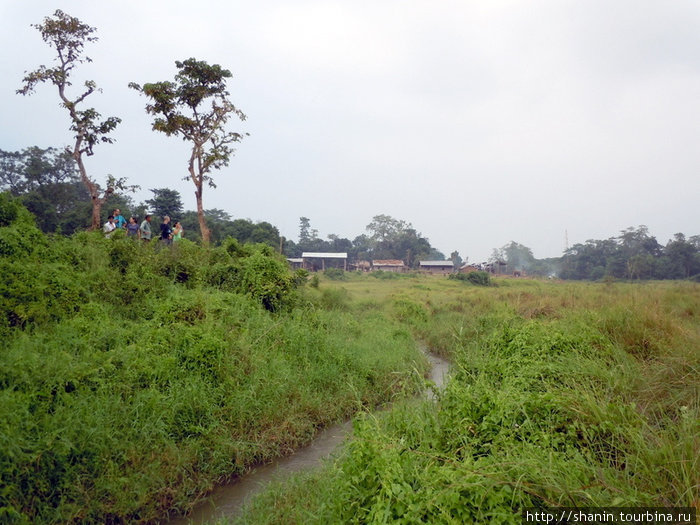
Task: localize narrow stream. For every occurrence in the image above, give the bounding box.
[169,350,450,524]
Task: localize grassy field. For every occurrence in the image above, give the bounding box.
[232,273,699,524]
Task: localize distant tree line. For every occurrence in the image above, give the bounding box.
[492,226,700,281]
[560,226,700,280]
[490,241,560,277]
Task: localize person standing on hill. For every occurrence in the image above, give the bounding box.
[126,216,140,238]
[172,221,183,243]
[113,209,127,230]
[103,215,116,238]
[139,215,152,242]
[160,216,173,245]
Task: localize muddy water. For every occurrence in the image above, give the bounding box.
[169,351,450,524]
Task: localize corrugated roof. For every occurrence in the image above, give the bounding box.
[302,252,347,259]
[372,259,405,266]
[287,258,303,263]
[419,260,454,267]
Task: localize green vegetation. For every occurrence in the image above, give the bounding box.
[0,197,427,523]
[233,276,700,524]
[561,226,700,280]
[449,270,492,286]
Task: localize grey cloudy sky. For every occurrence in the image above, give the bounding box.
[2,1,699,262]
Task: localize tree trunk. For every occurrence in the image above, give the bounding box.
[74,151,102,230]
[92,196,102,231]
[195,186,210,245]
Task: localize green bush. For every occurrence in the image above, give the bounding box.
[449,270,491,286]
[236,248,296,312]
[0,193,45,259]
[309,273,320,288]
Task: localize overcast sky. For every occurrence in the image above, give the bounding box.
[2,1,699,262]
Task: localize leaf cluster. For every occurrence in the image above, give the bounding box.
[129,58,247,187]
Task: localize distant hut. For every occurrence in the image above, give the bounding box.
[459,264,481,274]
[372,259,406,273]
[484,260,507,275]
[301,252,347,271]
[287,257,304,270]
[350,260,371,272]
[419,260,454,275]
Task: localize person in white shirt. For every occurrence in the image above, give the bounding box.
[103,215,116,238]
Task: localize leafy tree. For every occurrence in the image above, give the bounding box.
[130,59,247,245]
[664,233,700,279]
[296,216,331,253]
[298,216,312,246]
[282,238,299,257]
[560,226,698,280]
[176,209,279,248]
[17,10,136,229]
[145,188,184,220]
[365,214,435,266]
[351,234,372,262]
[0,146,92,233]
[366,214,409,244]
[246,221,280,248]
[327,234,353,254]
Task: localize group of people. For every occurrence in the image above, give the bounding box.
[103,208,184,244]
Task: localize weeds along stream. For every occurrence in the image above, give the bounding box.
[226,276,699,524]
[168,348,450,524]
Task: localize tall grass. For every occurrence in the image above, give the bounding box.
[234,277,699,523]
[0,205,428,523]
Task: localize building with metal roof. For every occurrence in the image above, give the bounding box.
[301,252,348,271]
[419,260,454,275]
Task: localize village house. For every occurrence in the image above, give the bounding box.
[371,259,406,273]
[484,260,507,275]
[419,260,454,275]
[300,252,348,271]
[459,264,481,274]
[350,260,371,272]
[287,257,304,270]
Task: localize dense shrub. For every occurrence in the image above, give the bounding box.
[449,270,491,286]
[0,193,45,259]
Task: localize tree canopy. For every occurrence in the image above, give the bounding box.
[560,226,700,280]
[0,147,91,233]
[145,188,184,220]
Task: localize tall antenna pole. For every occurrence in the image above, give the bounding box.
[564,229,569,252]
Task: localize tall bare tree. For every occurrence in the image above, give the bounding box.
[130,58,247,245]
[17,10,135,230]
